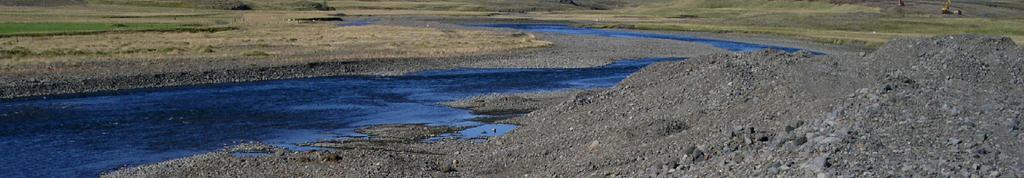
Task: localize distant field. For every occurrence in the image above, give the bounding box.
[2,0,1022,48]
[75,0,610,12]
[510,0,1024,47]
[83,0,585,11]
[0,23,190,36]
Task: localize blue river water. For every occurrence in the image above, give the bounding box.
[0,24,807,177]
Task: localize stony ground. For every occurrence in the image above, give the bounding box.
[105,35,1024,177]
[451,35,1023,177]
[440,89,597,115]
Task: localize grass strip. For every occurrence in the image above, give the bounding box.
[0,23,236,38]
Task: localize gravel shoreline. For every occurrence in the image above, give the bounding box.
[439,89,596,116]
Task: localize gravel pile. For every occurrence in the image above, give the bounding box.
[450,35,1023,177]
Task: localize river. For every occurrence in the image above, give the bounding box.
[0,24,807,177]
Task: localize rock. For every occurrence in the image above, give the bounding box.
[689,149,704,162]
[901,164,915,171]
[588,141,600,151]
[802,154,831,173]
[793,136,809,146]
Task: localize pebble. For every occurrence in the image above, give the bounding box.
[587,141,600,151]
[901,164,915,171]
[802,154,830,173]
[947,138,961,145]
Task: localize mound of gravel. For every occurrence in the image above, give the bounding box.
[451,35,1023,177]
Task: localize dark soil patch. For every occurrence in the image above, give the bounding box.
[289,17,344,23]
[288,1,335,11]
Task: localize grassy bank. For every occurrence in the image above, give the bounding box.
[0,22,211,36]
[582,17,1024,47]
[0,4,549,64]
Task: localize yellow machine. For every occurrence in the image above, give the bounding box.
[941,0,960,15]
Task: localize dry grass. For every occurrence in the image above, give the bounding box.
[82,0,587,11]
[0,5,548,67]
[0,3,554,84]
[4,0,1021,62]
[497,0,1024,47]
[0,5,233,24]
[0,24,548,65]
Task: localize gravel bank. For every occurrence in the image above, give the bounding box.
[456,35,1024,177]
[440,89,598,116]
[106,35,1024,177]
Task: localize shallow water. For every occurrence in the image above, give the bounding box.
[0,24,804,178]
[0,58,676,177]
[336,20,375,27]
